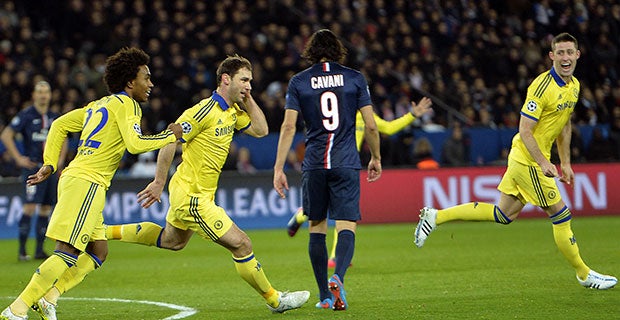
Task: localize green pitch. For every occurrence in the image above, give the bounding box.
[1,216,618,319]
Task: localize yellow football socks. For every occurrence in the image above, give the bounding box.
[105,224,121,239]
[550,208,590,280]
[106,222,162,246]
[436,202,497,225]
[7,300,29,318]
[47,253,101,304]
[296,210,308,224]
[233,252,279,307]
[13,254,73,316]
[43,287,61,306]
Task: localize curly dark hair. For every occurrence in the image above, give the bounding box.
[104,47,150,94]
[216,54,252,87]
[302,29,347,64]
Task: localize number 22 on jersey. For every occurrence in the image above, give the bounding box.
[79,105,109,149]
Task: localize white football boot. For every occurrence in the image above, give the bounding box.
[0,307,28,320]
[414,207,438,248]
[32,298,56,320]
[267,290,310,313]
[577,270,617,290]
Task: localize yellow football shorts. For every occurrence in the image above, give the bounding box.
[497,158,562,208]
[46,175,107,252]
[166,178,233,241]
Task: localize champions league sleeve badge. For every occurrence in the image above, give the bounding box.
[181,121,192,134]
[526,100,537,112]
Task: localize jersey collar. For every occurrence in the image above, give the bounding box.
[212,91,230,111]
[116,91,129,96]
[549,67,567,87]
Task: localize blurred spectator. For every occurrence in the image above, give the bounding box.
[412,137,439,170]
[129,151,158,178]
[609,106,620,160]
[0,122,18,178]
[488,148,509,167]
[570,125,587,163]
[0,150,18,178]
[475,107,498,129]
[441,123,470,167]
[586,127,617,162]
[236,147,256,174]
[222,141,239,171]
[386,129,414,167]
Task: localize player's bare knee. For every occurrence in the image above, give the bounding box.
[229,234,253,257]
[238,235,253,253]
[87,240,108,262]
[167,241,188,251]
[159,229,189,250]
[163,235,187,250]
[160,237,188,251]
[94,248,108,262]
[505,211,520,222]
[85,251,106,268]
[55,240,76,252]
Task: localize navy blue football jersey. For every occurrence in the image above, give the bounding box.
[285,62,372,170]
[9,106,60,163]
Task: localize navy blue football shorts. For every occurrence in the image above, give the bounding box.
[302,168,360,222]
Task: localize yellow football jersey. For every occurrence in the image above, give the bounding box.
[509,68,580,166]
[355,111,414,150]
[170,92,251,195]
[43,93,177,187]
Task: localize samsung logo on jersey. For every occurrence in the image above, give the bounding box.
[215,125,235,136]
[311,74,344,89]
[556,100,576,111]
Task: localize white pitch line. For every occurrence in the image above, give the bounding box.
[2,296,198,320]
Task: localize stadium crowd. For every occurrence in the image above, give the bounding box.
[1,0,619,176]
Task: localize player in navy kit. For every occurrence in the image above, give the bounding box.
[274,29,382,311]
[1,81,65,261]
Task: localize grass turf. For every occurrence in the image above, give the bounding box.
[0,216,618,319]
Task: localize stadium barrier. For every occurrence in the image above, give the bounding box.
[360,162,619,223]
[232,124,609,170]
[0,163,618,239]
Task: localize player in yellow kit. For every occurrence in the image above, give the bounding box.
[413,33,617,290]
[105,55,310,313]
[0,48,182,320]
[287,97,433,267]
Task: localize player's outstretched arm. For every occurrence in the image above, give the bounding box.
[168,123,183,139]
[137,141,178,208]
[411,97,433,118]
[274,109,298,198]
[374,97,434,136]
